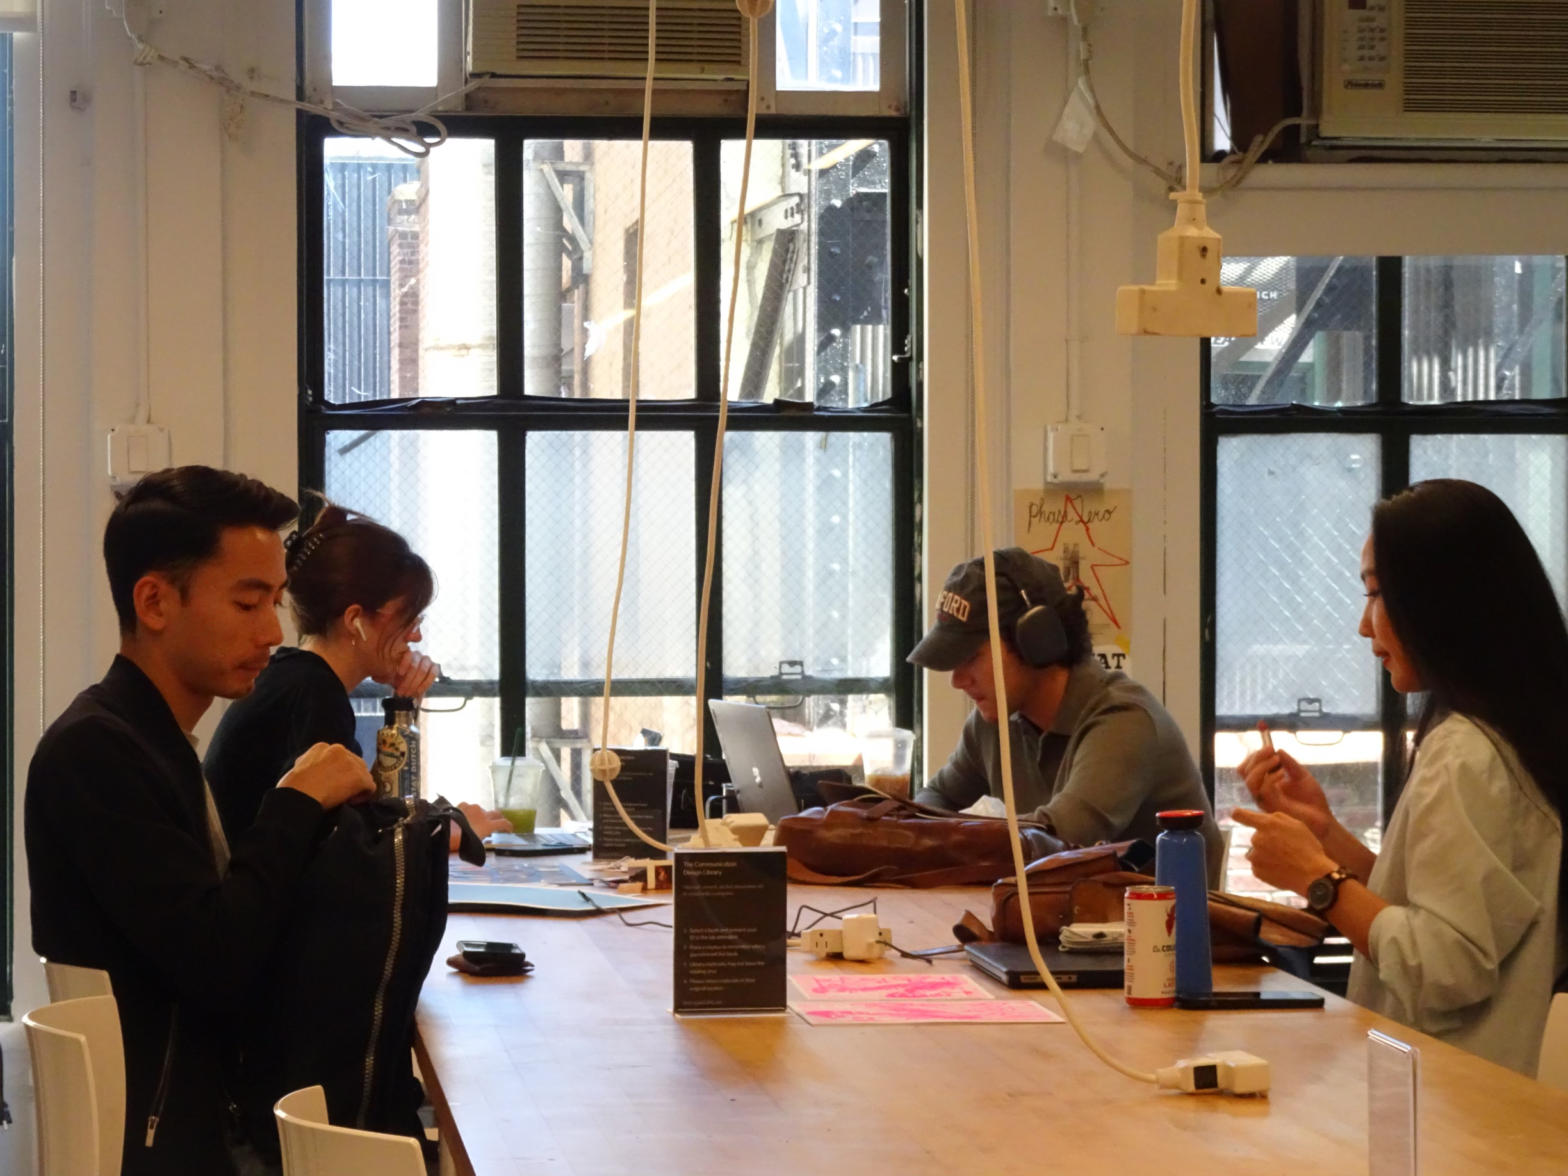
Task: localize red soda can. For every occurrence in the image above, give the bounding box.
[1124,884,1176,1008]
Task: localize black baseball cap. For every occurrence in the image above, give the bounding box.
[907,548,1068,672]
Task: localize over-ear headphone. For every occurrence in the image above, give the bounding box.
[1000,569,1068,668]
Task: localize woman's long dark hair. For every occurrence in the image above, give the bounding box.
[1373,479,1568,908]
[284,499,435,658]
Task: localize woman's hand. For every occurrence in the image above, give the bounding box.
[1230,808,1338,895]
[391,651,440,700]
[1237,742,1335,839]
[449,802,513,852]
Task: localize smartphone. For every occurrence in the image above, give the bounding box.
[1175,991,1324,1010]
[457,940,524,964]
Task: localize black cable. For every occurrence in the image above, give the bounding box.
[577,889,673,929]
[789,897,878,937]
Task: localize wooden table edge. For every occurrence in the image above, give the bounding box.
[416,1022,477,1176]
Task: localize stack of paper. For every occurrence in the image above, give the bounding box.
[788,973,1065,1026]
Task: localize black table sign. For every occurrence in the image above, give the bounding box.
[672,847,788,1015]
[592,748,670,860]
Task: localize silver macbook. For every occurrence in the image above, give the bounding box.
[708,700,801,824]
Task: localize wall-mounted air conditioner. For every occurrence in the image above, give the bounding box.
[1320,0,1568,143]
[470,0,749,81]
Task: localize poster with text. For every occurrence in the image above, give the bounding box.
[1014,489,1132,673]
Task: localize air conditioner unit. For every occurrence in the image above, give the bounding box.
[1319,0,1568,142]
[469,0,749,81]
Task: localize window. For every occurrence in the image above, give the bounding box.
[302,119,914,816]
[1204,255,1568,901]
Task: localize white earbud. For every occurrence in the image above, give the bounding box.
[352,618,368,643]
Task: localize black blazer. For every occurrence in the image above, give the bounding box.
[25,656,325,1176]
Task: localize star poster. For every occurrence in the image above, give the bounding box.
[1013,488,1133,672]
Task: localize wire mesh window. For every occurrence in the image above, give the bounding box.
[721,139,893,405]
[302,117,914,816]
[323,429,500,682]
[1206,254,1568,904]
[323,136,497,403]
[1209,256,1377,407]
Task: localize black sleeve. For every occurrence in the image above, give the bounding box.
[285,676,361,768]
[34,722,324,1019]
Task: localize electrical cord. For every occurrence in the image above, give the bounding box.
[589,0,678,856]
[592,0,772,855]
[117,14,480,157]
[953,0,1158,1087]
[578,890,674,929]
[1072,2,1311,196]
[790,898,879,936]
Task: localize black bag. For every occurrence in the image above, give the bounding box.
[235,795,483,1162]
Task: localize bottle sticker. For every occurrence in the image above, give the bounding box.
[374,728,408,794]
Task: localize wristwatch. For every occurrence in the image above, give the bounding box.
[1306,867,1356,914]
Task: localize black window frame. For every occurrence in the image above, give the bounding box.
[297,112,920,763]
[1201,254,1568,822]
[0,34,14,1017]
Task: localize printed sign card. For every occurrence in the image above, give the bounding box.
[673,847,788,1015]
[592,748,670,861]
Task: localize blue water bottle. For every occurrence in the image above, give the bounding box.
[1155,809,1212,995]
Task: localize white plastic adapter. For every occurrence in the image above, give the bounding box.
[1156,1050,1270,1097]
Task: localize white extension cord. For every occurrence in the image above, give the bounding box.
[590,0,774,854]
[950,0,1267,1094]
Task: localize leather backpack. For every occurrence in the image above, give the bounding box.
[774,795,1065,887]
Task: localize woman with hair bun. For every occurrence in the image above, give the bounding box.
[206,502,449,842]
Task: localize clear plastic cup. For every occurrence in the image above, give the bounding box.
[861,728,915,800]
[490,756,552,834]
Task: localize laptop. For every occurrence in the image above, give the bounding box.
[708,700,802,824]
[487,829,593,857]
[965,941,1124,990]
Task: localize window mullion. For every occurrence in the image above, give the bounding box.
[495,127,524,399]
[694,418,725,757]
[499,427,529,762]
[1376,257,1408,824]
[693,135,722,404]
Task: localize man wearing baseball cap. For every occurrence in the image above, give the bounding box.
[911,548,1223,884]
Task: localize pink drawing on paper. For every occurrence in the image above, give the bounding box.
[789,1000,1064,1026]
[790,973,993,1002]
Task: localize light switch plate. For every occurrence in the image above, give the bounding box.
[107,424,171,488]
[1046,423,1107,485]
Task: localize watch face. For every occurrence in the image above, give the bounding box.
[1307,877,1334,910]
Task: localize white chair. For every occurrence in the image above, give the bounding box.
[43,959,114,1002]
[275,1085,425,1176]
[22,995,125,1176]
[1538,992,1568,1090]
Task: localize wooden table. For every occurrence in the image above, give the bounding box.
[415,880,1568,1176]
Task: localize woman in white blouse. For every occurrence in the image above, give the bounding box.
[1235,479,1568,1077]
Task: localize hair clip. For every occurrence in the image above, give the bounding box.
[286,529,326,573]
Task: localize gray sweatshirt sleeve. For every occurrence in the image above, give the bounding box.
[1039,705,1159,846]
[915,711,992,812]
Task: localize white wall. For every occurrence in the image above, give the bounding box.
[918,0,1568,773]
[11,0,298,1022]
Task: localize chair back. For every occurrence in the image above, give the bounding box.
[43,960,114,1002]
[1539,992,1568,1089]
[22,995,125,1176]
[275,1085,426,1176]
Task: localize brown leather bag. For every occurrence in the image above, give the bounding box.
[988,843,1143,941]
[774,796,1065,887]
[985,849,1330,960]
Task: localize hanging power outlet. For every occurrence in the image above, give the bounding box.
[107,424,172,489]
[1046,423,1106,485]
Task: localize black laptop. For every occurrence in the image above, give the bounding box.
[965,941,1124,990]
[487,829,592,857]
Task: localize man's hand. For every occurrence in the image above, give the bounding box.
[1230,808,1338,895]
[391,651,440,700]
[1237,743,1335,839]
[279,743,375,810]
